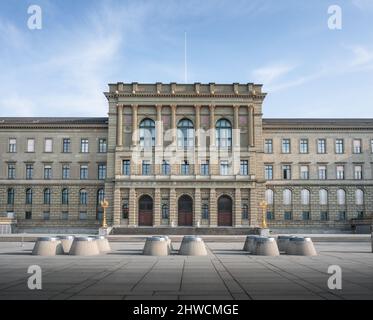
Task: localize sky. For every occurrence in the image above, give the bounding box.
[0,0,373,118]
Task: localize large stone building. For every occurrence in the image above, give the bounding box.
[0,82,372,233]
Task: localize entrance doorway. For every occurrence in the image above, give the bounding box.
[178,195,193,226]
[218,195,232,226]
[138,195,153,226]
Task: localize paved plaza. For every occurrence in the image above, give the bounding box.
[0,239,372,300]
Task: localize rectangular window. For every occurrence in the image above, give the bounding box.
[353,139,362,154]
[371,139,373,153]
[8,164,16,179]
[79,211,87,220]
[122,160,131,175]
[98,164,106,180]
[336,165,344,180]
[62,164,70,179]
[62,138,71,153]
[284,211,293,220]
[44,165,52,179]
[25,211,32,220]
[282,139,291,153]
[240,160,249,175]
[266,211,274,220]
[61,211,69,220]
[27,138,35,152]
[335,139,344,154]
[300,165,309,180]
[302,211,310,221]
[43,211,50,220]
[26,164,33,180]
[317,139,326,154]
[299,139,308,154]
[264,139,273,154]
[282,165,291,180]
[161,160,170,175]
[354,165,362,180]
[320,211,329,221]
[181,160,190,175]
[220,161,229,175]
[318,166,327,180]
[338,211,346,221]
[9,138,16,153]
[265,165,273,180]
[200,160,209,176]
[142,160,151,175]
[80,165,88,180]
[98,138,107,153]
[80,139,89,153]
[357,211,364,219]
[202,204,209,219]
[44,138,53,153]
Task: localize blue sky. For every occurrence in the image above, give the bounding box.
[0,0,373,117]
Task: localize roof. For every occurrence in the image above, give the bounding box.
[262,118,373,129]
[0,117,108,125]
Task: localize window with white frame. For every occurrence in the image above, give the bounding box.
[355,189,364,205]
[44,138,53,152]
[354,165,362,180]
[220,161,229,175]
[265,165,273,180]
[9,138,16,153]
[319,189,328,205]
[264,139,273,153]
[353,139,362,154]
[318,165,327,180]
[265,189,274,205]
[337,189,346,205]
[300,165,309,180]
[80,139,89,153]
[299,139,308,153]
[301,189,310,205]
[335,139,344,154]
[336,165,344,180]
[27,138,35,152]
[282,165,291,180]
[317,139,326,154]
[283,189,292,205]
[282,139,291,153]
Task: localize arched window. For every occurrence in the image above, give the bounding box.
[43,188,51,205]
[62,188,69,205]
[177,118,194,149]
[79,189,88,205]
[25,188,32,205]
[242,204,249,220]
[202,204,209,219]
[265,189,274,205]
[122,201,129,219]
[355,189,364,205]
[7,188,15,205]
[97,189,105,205]
[337,189,346,205]
[319,189,328,205]
[301,189,310,205]
[161,204,169,219]
[283,189,292,205]
[139,118,155,148]
[216,119,232,148]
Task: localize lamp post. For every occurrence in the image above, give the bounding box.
[100,199,109,228]
[259,200,268,229]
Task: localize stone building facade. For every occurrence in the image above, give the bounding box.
[0,82,372,233]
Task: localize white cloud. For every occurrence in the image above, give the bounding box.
[352,0,373,10]
[349,45,373,67]
[252,64,296,85]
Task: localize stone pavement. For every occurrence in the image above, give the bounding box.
[0,241,372,300]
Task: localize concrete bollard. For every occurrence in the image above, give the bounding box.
[32,237,64,256]
[254,237,280,256]
[69,237,100,256]
[143,237,169,256]
[56,235,75,254]
[286,237,317,256]
[243,235,260,253]
[371,232,373,253]
[277,235,296,253]
[89,235,111,253]
[178,236,207,256]
[157,235,173,253]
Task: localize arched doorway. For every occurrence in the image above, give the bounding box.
[138,195,153,226]
[218,195,232,226]
[178,195,193,226]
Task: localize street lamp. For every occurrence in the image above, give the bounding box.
[100,199,109,228]
[259,200,268,229]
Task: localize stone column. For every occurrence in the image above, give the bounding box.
[194,188,201,226]
[209,188,217,227]
[195,104,201,176]
[113,188,121,225]
[129,188,137,227]
[234,188,242,227]
[154,188,161,226]
[248,105,254,147]
[117,104,123,147]
[169,188,177,226]
[171,105,178,175]
[233,105,240,175]
[132,104,138,147]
